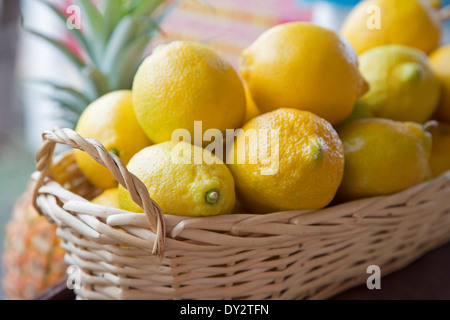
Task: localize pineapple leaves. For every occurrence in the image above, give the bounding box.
[111,34,153,90]
[74,0,105,65]
[24,28,85,69]
[28,80,92,118]
[34,0,93,59]
[81,67,111,101]
[126,0,166,17]
[26,0,174,124]
[101,15,142,73]
[39,88,87,117]
[47,94,87,117]
[30,80,92,106]
[100,0,123,43]
[30,0,170,88]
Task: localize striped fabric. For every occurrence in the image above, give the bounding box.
[151,0,312,68]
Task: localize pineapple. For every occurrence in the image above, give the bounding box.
[3,181,67,300]
[2,0,174,299]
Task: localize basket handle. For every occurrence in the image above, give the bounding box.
[32,127,166,256]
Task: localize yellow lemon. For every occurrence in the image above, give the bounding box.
[356,44,441,124]
[239,22,368,126]
[132,41,246,146]
[336,118,432,201]
[429,45,450,123]
[226,108,344,213]
[91,188,119,208]
[428,122,450,178]
[244,85,261,123]
[341,0,442,55]
[338,100,375,127]
[74,90,152,190]
[118,141,235,217]
[92,188,129,247]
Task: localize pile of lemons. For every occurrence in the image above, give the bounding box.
[80,0,450,217]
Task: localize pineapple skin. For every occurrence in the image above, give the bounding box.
[2,181,66,300]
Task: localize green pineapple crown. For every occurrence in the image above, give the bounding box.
[26,0,175,126]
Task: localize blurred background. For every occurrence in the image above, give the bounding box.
[0,0,449,300]
[0,0,35,299]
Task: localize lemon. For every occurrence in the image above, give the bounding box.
[356,44,441,124]
[338,100,375,127]
[132,41,246,146]
[336,118,432,201]
[341,0,442,55]
[429,45,450,123]
[91,188,119,208]
[226,108,344,213]
[118,141,236,217]
[92,188,129,247]
[74,90,152,190]
[428,122,450,178]
[244,85,261,123]
[239,22,368,126]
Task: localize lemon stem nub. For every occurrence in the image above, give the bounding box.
[206,189,220,204]
[109,149,120,157]
[423,120,438,132]
[399,62,423,84]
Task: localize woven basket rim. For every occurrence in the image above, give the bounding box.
[32,127,450,255]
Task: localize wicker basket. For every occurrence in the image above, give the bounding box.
[32,127,450,300]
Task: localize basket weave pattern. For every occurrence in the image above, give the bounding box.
[32,128,450,300]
